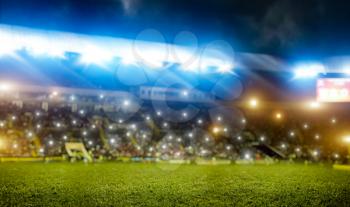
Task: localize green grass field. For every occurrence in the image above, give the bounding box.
[0,162,350,206]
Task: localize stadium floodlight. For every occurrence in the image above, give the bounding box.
[0,24,235,74]
[293,63,325,79]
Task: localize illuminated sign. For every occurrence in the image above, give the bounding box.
[317,78,350,102]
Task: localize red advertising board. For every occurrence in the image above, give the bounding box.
[317,78,350,102]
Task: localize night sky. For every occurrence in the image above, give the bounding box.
[1,0,350,59]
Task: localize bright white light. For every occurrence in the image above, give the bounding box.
[217,116,222,122]
[88,141,93,146]
[91,124,96,129]
[315,134,320,140]
[188,132,193,138]
[312,150,319,157]
[110,138,115,144]
[331,118,337,124]
[63,135,68,140]
[82,131,88,136]
[281,144,286,149]
[294,63,325,79]
[0,122,5,127]
[123,100,130,106]
[168,135,173,140]
[146,116,151,121]
[70,95,76,101]
[118,119,123,124]
[334,153,339,159]
[11,116,16,120]
[56,122,61,128]
[163,122,168,127]
[131,124,137,130]
[142,134,147,139]
[182,112,188,118]
[260,136,265,141]
[35,112,41,117]
[79,48,114,66]
[226,145,231,150]
[289,131,295,137]
[149,147,154,152]
[161,144,167,149]
[99,94,104,99]
[79,110,85,115]
[36,124,41,129]
[156,111,162,116]
[39,148,44,153]
[109,125,114,130]
[197,119,203,124]
[303,123,309,129]
[343,136,350,143]
[48,140,54,146]
[212,127,220,134]
[0,82,13,91]
[241,119,246,124]
[249,98,258,108]
[126,132,131,137]
[27,132,33,137]
[72,120,77,125]
[309,101,321,109]
[295,147,301,152]
[223,127,228,132]
[244,153,251,160]
[205,137,210,142]
[13,144,18,149]
[177,137,182,142]
[237,136,242,141]
[52,91,59,97]
[182,90,189,97]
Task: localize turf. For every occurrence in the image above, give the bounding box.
[0,162,349,206]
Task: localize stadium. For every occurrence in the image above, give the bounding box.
[1,1,350,206]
